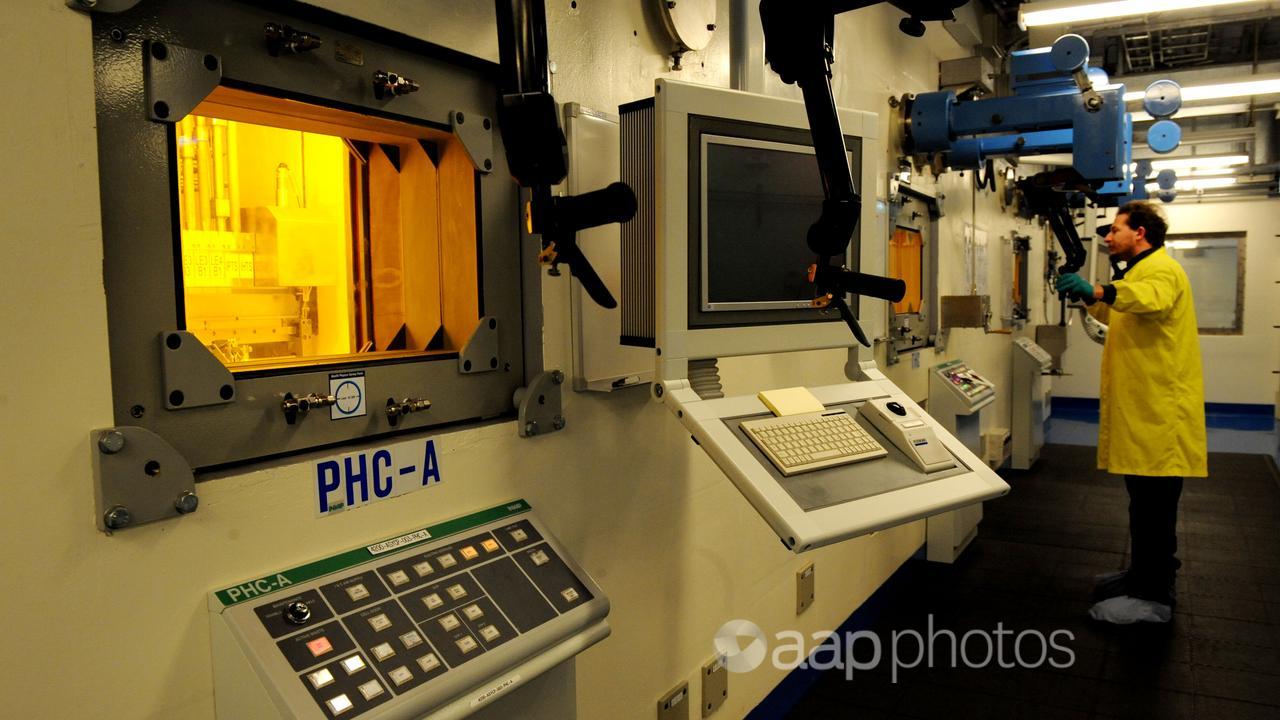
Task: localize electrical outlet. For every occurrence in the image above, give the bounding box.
[701,657,728,717]
[796,562,815,614]
[657,681,689,720]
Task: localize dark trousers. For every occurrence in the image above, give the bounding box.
[1125,475,1183,604]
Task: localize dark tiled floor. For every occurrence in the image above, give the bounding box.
[785,445,1280,720]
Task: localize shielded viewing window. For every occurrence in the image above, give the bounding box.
[174,88,480,372]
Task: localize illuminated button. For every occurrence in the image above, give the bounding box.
[367,613,392,632]
[340,654,366,675]
[455,636,479,654]
[307,668,335,689]
[460,546,479,561]
[413,561,434,578]
[388,665,413,687]
[462,604,484,621]
[325,694,353,716]
[481,539,500,553]
[306,636,334,658]
[438,614,461,631]
[437,554,457,569]
[345,584,370,602]
[387,570,410,587]
[422,593,444,610]
[357,679,383,701]
[417,653,441,673]
[371,642,395,662]
[530,550,550,566]
[400,630,423,649]
[479,625,501,642]
[510,528,528,543]
[446,584,467,600]
[561,587,580,603]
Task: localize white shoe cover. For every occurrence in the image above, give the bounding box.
[1089,595,1172,624]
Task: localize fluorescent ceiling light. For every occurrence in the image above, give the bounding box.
[1129,103,1251,122]
[1124,77,1280,103]
[1146,177,1238,191]
[1021,0,1267,28]
[1147,154,1250,170]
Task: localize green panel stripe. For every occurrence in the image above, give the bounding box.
[215,499,532,607]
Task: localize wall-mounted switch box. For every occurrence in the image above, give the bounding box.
[658,681,690,720]
[796,562,815,615]
[702,658,728,716]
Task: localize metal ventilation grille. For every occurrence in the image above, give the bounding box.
[619,98,656,348]
[1124,26,1212,72]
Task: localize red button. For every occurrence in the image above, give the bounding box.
[306,636,334,657]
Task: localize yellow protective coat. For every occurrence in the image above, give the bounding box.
[1087,248,1207,477]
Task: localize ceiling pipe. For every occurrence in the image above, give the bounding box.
[729,0,766,93]
[1254,109,1277,165]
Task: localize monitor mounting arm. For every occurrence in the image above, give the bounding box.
[495,0,637,309]
[759,1,960,345]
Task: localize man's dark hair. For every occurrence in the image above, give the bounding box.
[1117,200,1168,248]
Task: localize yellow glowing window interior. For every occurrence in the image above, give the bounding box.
[889,227,923,316]
[174,87,479,371]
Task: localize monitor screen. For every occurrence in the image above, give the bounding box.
[701,136,830,311]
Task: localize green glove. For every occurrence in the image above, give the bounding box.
[1055,272,1093,299]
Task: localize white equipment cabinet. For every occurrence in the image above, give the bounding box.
[926,359,996,563]
[1012,337,1054,470]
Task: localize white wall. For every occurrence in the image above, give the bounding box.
[1054,197,1280,406]
[0,2,1052,719]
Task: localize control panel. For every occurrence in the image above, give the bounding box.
[1014,337,1053,371]
[933,359,995,407]
[861,398,957,474]
[210,501,609,720]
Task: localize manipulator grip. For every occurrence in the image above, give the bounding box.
[809,264,907,303]
[549,182,638,234]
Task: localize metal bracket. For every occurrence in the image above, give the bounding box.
[160,331,235,410]
[459,316,501,374]
[144,41,222,122]
[91,426,198,534]
[450,110,495,174]
[65,0,142,13]
[514,371,565,438]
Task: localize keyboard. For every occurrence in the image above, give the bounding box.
[741,409,887,476]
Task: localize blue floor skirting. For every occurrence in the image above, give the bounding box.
[1051,397,1276,431]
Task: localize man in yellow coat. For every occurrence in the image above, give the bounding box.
[1055,200,1207,624]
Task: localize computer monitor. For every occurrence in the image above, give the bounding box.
[619,79,881,382]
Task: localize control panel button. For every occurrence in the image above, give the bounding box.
[422,593,444,610]
[371,642,395,662]
[481,539,500,553]
[460,546,479,561]
[345,584,370,602]
[387,570,410,587]
[479,625,501,642]
[306,636,334,658]
[462,604,484,621]
[367,613,392,632]
[530,550,550,566]
[561,587,580,603]
[357,679,384,701]
[340,655,366,675]
[437,553,457,569]
[455,636,479,654]
[399,630,423,649]
[438,614,461,631]
[284,601,312,626]
[326,694,354,716]
[413,561,434,578]
[307,668,335,689]
[446,584,467,600]
[388,665,413,687]
[510,529,528,543]
[417,653,441,673]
